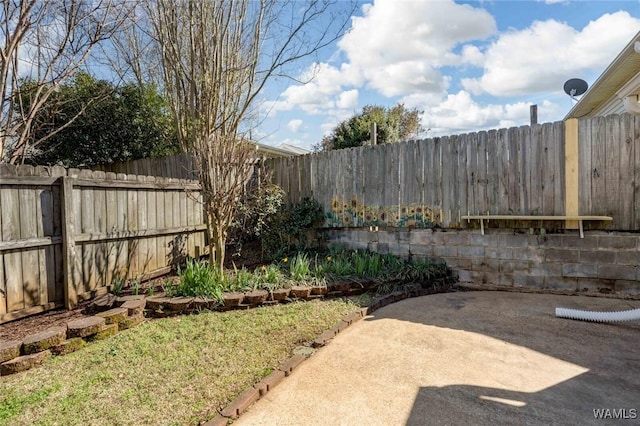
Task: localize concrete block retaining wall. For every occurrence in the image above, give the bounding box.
[319,228,640,296]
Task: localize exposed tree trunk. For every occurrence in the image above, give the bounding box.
[151,0,354,274]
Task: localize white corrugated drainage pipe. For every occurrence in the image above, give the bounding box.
[555,307,640,323]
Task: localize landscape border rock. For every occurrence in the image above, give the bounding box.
[0,340,22,363]
[204,280,455,425]
[1,350,51,376]
[67,316,106,338]
[0,276,453,383]
[22,327,67,355]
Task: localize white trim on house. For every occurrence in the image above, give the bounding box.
[565,31,640,119]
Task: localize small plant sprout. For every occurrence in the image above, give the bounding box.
[111,276,126,296]
[131,279,141,296]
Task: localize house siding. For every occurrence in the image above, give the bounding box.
[591,97,626,117]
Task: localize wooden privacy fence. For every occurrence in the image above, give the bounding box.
[0,165,206,323]
[267,114,640,231]
[95,152,199,180]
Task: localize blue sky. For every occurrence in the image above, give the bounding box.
[257,0,640,150]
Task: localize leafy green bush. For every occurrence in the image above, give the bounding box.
[228,183,285,253]
[261,197,323,259]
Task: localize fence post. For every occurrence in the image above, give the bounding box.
[370,122,377,146]
[60,176,78,309]
[564,118,579,229]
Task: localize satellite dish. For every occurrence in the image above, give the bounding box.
[563,78,588,100]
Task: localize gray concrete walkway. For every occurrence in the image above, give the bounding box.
[238,291,640,426]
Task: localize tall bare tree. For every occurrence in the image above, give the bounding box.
[152,0,353,272]
[0,0,130,163]
[100,2,163,88]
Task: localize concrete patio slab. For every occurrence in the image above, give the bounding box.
[238,291,640,426]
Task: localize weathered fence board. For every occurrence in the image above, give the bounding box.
[2,186,24,312]
[635,116,640,230]
[0,167,206,323]
[578,118,592,215]
[605,115,622,222]
[619,114,635,228]
[268,114,638,231]
[476,131,488,215]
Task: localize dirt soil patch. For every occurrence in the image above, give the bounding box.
[0,303,93,343]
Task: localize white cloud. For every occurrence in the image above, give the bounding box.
[340,0,496,67]
[339,0,496,97]
[264,62,363,116]
[287,119,303,132]
[420,91,563,135]
[462,11,640,97]
[336,89,359,109]
[262,0,639,148]
[265,0,496,117]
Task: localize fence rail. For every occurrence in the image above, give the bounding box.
[0,165,205,323]
[267,114,640,231]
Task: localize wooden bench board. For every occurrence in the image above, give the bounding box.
[461,215,613,238]
[461,215,612,221]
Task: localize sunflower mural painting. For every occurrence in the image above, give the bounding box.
[326,196,440,228]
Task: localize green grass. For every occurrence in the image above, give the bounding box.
[0,300,356,426]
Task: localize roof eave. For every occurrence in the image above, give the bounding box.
[564,31,640,120]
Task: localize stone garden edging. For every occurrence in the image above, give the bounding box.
[0,278,454,424]
[202,281,454,425]
[0,297,146,377]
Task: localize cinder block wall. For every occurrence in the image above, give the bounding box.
[319,228,640,296]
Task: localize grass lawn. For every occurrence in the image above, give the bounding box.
[0,300,357,425]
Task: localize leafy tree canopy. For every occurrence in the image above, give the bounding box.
[317,103,424,151]
[19,72,179,167]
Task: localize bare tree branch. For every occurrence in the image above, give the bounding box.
[0,0,131,164]
[151,0,354,271]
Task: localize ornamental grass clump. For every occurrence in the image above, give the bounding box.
[289,252,312,283]
[407,257,448,282]
[176,259,224,302]
[324,254,353,277]
[351,251,384,280]
[224,265,254,292]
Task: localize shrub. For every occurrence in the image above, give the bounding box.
[228,183,285,253]
[262,197,323,259]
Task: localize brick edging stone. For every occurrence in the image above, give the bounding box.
[203,285,448,425]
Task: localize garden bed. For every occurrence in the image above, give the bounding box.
[0,247,456,424]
